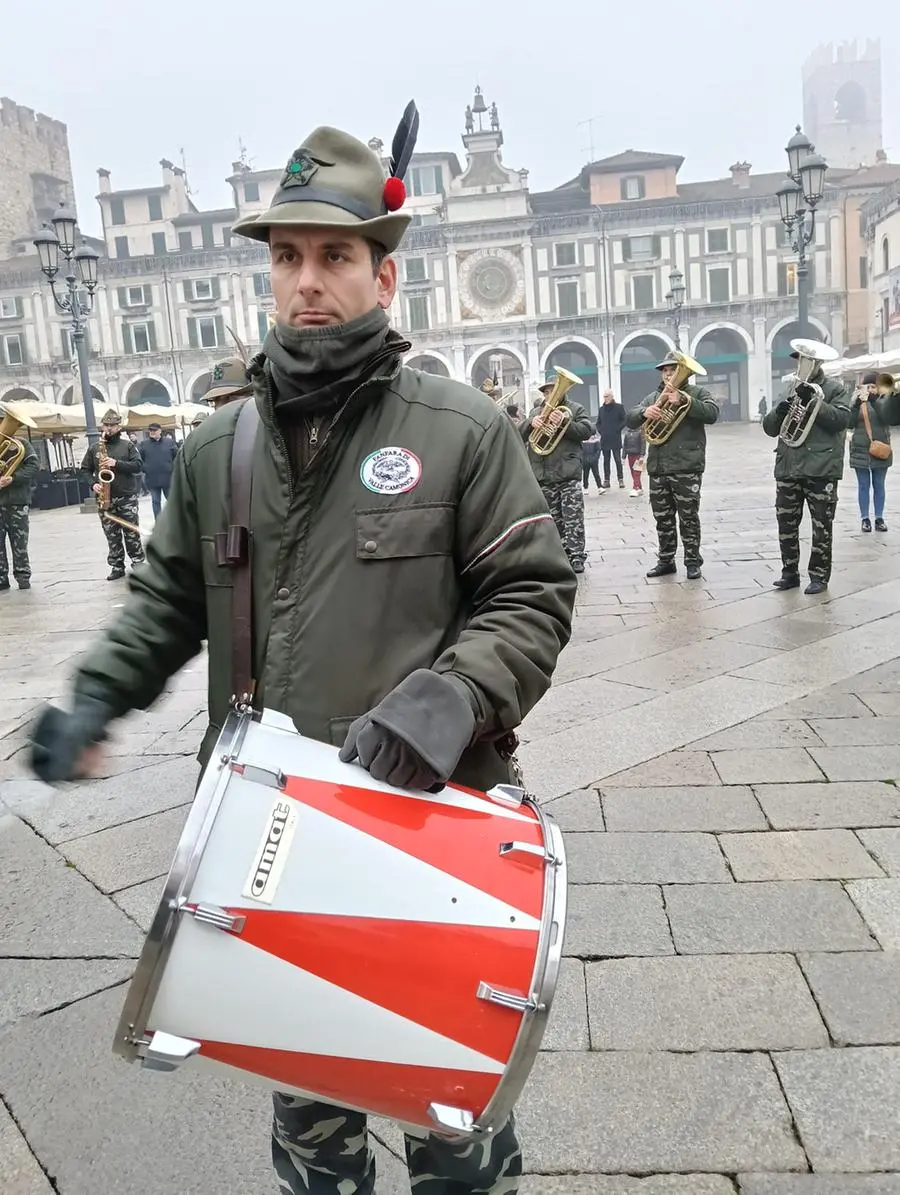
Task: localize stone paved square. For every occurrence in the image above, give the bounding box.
[4,427,900,1191]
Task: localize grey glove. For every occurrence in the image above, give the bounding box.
[339,670,478,791]
[29,692,115,785]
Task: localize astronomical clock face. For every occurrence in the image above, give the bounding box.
[458,247,525,320]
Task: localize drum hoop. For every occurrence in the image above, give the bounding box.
[471,796,567,1137]
[112,710,252,1061]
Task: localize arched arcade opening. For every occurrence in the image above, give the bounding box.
[693,328,749,422]
[543,340,601,416]
[618,334,671,411]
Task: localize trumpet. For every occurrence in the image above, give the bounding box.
[0,403,38,481]
[643,351,706,445]
[528,367,582,456]
[778,337,840,447]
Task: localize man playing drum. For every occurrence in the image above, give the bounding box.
[29,106,576,1195]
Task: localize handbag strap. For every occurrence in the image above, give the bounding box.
[860,397,875,442]
[227,397,260,710]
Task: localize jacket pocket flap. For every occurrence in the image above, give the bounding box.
[200,536,234,587]
[356,504,454,560]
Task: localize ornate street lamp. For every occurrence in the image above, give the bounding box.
[34,203,102,447]
[777,126,828,337]
[666,268,685,347]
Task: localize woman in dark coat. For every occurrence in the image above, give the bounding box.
[848,371,893,532]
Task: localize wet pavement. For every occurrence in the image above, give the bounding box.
[2,422,900,1193]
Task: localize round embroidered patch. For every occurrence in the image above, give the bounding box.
[360,446,422,495]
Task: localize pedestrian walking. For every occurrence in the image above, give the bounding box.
[849,371,893,532]
[626,351,719,580]
[29,108,576,1195]
[0,432,38,591]
[582,431,602,491]
[623,424,645,496]
[597,389,626,488]
[139,422,177,520]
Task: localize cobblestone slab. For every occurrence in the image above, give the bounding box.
[800,952,900,1046]
[753,782,900,829]
[564,886,674,957]
[810,746,900,782]
[601,785,766,832]
[738,1177,900,1194]
[807,716,900,746]
[774,1047,900,1172]
[857,829,900,877]
[847,880,900,948]
[586,955,827,1051]
[541,958,589,1050]
[600,752,722,788]
[521,1179,737,1194]
[0,959,132,1027]
[567,832,730,884]
[516,1051,805,1173]
[0,815,143,958]
[757,692,874,720]
[664,881,878,954]
[691,719,823,750]
[858,692,900,716]
[540,788,605,831]
[718,830,885,880]
[711,749,825,785]
[0,1102,53,1195]
[58,805,189,894]
[111,875,166,932]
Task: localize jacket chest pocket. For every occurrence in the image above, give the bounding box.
[356,504,454,561]
[200,536,235,588]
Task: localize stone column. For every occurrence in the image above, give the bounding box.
[750,315,768,406]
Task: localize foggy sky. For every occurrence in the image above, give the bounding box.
[4,0,898,240]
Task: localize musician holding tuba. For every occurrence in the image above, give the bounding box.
[626,350,719,580]
[521,373,594,573]
[0,410,39,592]
[81,410,146,581]
[762,339,850,595]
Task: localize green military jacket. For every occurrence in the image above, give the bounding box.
[625,383,719,476]
[72,361,576,790]
[0,438,38,506]
[520,398,594,485]
[762,371,850,480]
[848,394,892,470]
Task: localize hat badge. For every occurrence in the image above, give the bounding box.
[212,363,225,382]
[282,148,333,189]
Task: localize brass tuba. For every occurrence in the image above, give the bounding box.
[0,403,39,481]
[643,350,707,445]
[528,367,582,456]
[778,337,840,448]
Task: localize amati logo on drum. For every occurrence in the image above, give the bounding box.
[242,799,298,904]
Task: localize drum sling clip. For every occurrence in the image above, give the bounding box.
[135,1030,201,1072]
[476,981,543,1015]
[185,902,246,935]
[498,840,562,866]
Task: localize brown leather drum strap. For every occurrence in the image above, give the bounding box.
[226,397,260,709]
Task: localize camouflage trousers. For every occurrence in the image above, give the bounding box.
[99,496,144,569]
[0,504,31,583]
[648,472,703,565]
[272,1094,523,1194]
[540,479,585,566]
[776,478,838,582]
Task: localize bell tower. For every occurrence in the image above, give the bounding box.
[802,40,883,168]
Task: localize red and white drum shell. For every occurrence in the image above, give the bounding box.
[113,708,567,1138]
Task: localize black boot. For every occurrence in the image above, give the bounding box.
[876,518,888,532]
[0,579,9,592]
[571,558,585,574]
[17,579,30,590]
[773,573,800,590]
[107,568,126,581]
[685,562,702,580]
[862,517,872,533]
[647,560,677,578]
[805,579,828,595]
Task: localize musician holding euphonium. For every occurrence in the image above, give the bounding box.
[762,338,850,595]
[626,350,719,580]
[0,411,39,592]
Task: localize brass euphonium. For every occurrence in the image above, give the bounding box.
[643,351,707,445]
[528,367,582,456]
[0,403,38,480]
[778,337,840,448]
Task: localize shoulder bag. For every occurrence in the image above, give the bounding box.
[860,399,892,461]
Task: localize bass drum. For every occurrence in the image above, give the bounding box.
[113,707,567,1137]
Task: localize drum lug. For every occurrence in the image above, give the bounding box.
[230,762,286,789]
[476,981,543,1014]
[498,840,561,865]
[486,783,525,809]
[185,902,246,934]
[428,1103,477,1136]
[137,1030,201,1072]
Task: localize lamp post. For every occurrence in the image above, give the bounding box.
[33,204,102,449]
[876,305,885,353]
[776,126,828,339]
[665,268,685,348]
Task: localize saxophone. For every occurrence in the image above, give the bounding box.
[96,429,114,511]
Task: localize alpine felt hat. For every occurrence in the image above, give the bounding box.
[202,358,252,404]
[232,104,420,254]
[655,351,680,371]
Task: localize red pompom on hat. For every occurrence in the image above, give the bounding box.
[383,176,406,211]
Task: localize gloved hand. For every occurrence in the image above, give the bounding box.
[775,399,791,418]
[339,669,478,791]
[29,693,115,785]
[795,381,816,402]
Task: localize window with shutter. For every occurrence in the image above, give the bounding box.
[117,287,129,310]
[148,195,163,222]
[187,318,198,348]
[253,272,272,296]
[121,322,134,354]
[148,321,158,352]
[210,277,221,300]
[0,297,23,319]
[557,280,580,317]
[3,334,24,365]
[152,231,167,255]
[632,276,654,309]
[214,314,225,346]
[179,231,193,251]
[132,324,151,354]
[257,310,270,342]
[183,281,193,302]
[708,267,730,303]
